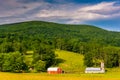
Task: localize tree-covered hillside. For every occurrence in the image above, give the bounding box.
[0,21,119,45]
[0,21,120,72]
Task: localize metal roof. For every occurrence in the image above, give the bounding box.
[47,67,60,71]
[85,67,101,71]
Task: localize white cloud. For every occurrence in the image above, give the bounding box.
[36,10,69,18]
[35,1,120,24]
[79,2,117,12]
[0,0,47,17]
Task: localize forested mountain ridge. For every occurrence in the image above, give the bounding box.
[0,21,120,72]
[0,21,119,44]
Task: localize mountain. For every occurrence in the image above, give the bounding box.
[0,21,120,46]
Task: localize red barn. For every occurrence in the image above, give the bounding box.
[47,67,62,74]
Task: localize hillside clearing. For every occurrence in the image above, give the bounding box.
[55,50,85,73]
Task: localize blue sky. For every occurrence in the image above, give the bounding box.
[0,0,120,31]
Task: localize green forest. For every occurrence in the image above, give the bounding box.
[0,21,120,72]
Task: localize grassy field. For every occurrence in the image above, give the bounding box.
[0,72,120,80]
[24,51,34,66]
[55,50,85,73]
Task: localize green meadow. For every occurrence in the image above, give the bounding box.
[55,50,85,73]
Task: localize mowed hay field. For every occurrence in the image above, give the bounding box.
[1,50,120,80]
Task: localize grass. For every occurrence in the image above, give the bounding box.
[0,72,120,80]
[55,50,85,73]
[24,51,34,66]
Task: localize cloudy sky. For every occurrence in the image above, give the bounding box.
[0,0,120,31]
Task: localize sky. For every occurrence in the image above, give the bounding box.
[0,0,120,31]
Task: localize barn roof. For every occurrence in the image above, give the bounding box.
[85,67,101,71]
[47,67,61,71]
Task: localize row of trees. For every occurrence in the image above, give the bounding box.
[84,46,120,68]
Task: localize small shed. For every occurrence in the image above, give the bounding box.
[47,67,62,74]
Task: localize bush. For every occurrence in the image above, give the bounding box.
[34,60,46,72]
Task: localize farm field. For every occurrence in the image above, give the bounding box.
[0,72,120,80]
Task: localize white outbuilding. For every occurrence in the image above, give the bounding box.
[85,62,105,73]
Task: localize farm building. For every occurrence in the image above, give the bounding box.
[85,62,105,73]
[47,67,62,74]
[85,67,105,73]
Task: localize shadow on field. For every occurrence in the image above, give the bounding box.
[54,58,65,66]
